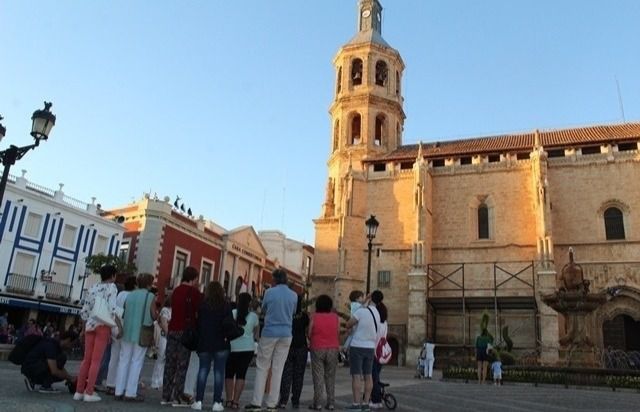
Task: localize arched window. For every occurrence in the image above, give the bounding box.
[336,66,342,94]
[396,122,401,146]
[395,70,400,95]
[375,60,388,86]
[375,114,386,146]
[351,114,361,145]
[478,204,489,239]
[223,270,231,297]
[604,207,625,240]
[332,120,340,151]
[351,59,363,86]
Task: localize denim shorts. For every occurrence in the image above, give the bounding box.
[349,346,374,375]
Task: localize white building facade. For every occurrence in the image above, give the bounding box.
[258,230,314,286]
[0,171,124,330]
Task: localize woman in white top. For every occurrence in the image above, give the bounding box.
[151,294,172,389]
[105,275,137,394]
[74,265,122,402]
[369,291,388,410]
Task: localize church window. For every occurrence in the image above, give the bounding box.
[488,154,500,163]
[373,163,386,172]
[516,152,530,160]
[336,66,342,94]
[377,270,391,288]
[617,142,637,152]
[400,162,413,170]
[375,60,388,86]
[460,156,472,165]
[395,71,400,95]
[547,149,565,158]
[604,207,625,240]
[432,159,445,167]
[350,114,361,145]
[351,59,363,86]
[478,204,490,239]
[375,114,386,146]
[333,120,340,152]
[396,122,401,146]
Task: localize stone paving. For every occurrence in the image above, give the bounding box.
[1,360,639,411]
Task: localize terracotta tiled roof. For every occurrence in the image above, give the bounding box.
[369,122,640,161]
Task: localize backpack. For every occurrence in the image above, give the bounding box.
[8,335,43,365]
[366,307,393,365]
[375,335,393,365]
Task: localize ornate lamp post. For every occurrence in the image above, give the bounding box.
[0,102,56,212]
[365,214,379,294]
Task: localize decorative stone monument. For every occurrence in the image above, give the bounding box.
[541,248,607,367]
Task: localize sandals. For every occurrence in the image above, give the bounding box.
[225,401,239,410]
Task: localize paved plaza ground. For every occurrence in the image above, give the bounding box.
[0,360,639,411]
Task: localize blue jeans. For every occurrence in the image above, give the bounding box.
[371,360,383,403]
[196,350,229,403]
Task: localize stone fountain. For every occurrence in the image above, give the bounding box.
[541,248,607,367]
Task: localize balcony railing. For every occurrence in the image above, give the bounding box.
[45,281,71,302]
[5,273,35,295]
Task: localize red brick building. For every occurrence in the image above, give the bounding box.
[106,196,308,302]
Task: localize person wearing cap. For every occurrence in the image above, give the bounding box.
[244,269,297,412]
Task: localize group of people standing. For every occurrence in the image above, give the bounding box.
[20,262,393,411]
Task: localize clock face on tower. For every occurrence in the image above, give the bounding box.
[362,9,371,18]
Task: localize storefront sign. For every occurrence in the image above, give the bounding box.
[0,294,80,315]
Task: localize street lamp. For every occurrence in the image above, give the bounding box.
[0,102,56,211]
[365,214,379,294]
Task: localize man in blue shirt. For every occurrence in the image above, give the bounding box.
[245,269,297,412]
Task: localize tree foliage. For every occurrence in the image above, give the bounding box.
[84,253,137,275]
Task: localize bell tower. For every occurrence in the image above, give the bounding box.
[324,0,405,213]
[313,0,406,302]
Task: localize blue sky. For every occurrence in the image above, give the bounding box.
[2,0,639,244]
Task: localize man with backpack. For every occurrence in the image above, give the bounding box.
[15,330,78,393]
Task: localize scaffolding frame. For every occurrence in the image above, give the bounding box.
[426,260,539,351]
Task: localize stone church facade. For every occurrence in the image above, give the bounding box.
[312,0,640,365]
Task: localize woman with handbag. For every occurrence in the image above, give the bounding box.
[114,273,157,401]
[224,292,259,410]
[192,281,232,411]
[74,265,123,402]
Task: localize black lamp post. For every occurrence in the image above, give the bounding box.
[365,214,379,294]
[0,102,56,212]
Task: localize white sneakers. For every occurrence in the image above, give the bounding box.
[83,393,102,402]
[191,401,202,410]
[212,402,224,411]
[72,392,84,401]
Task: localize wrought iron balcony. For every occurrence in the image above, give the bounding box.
[5,273,35,295]
[45,281,71,302]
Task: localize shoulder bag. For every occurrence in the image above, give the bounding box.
[180,288,199,351]
[90,287,116,327]
[222,309,244,342]
[367,306,392,365]
[139,292,154,347]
